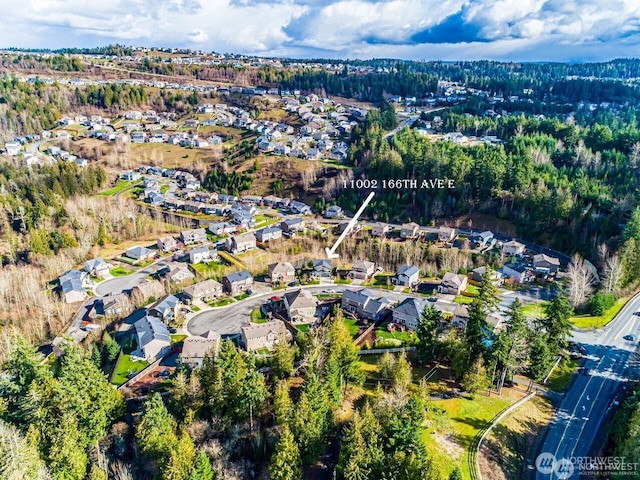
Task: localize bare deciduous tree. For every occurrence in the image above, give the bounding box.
[567,253,595,307]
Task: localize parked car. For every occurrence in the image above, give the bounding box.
[623,334,637,341]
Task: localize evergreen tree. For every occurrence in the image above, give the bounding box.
[528,334,554,382]
[417,305,441,363]
[541,293,573,352]
[270,425,302,480]
[449,467,463,480]
[464,299,488,370]
[273,380,293,426]
[136,393,178,460]
[164,429,196,480]
[189,450,214,480]
[271,338,295,380]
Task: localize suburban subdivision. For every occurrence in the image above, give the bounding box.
[1,41,640,480]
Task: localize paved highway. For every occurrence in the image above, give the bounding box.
[534,293,640,479]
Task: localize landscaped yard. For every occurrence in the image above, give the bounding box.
[250,307,269,323]
[465,284,480,295]
[209,298,235,307]
[570,297,630,329]
[111,353,148,387]
[109,266,135,277]
[375,322,418,347]
[343,317,361,337]
[453,295,474,305]
[170,334,188,346]
[296,323,311,333]
[235,292,251,301]
[367,274,395,290]
[545,357,579,392]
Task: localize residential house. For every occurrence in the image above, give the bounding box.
[100,293,131,317]
[349,260,376,280]
[223,270,254,295]
[325,205,343,218]
[469,231,495,248]
[131,279,165,304]
[268,262,296,285]
[84,258,110,278]
[371,222,391,237]
[471,266,503,285]
[242,321,292,352]
[230,203,256,223]
[280,218,305,235]
[256,226,282,243]
[208,222,236,236]
[289,200,312,215]
[183,279,223,303]
[149,294,180,322]
[180,331,221,368]
[533,254,560,275]
[125,246,155,262]
[401,222,420,239]
[502,263,534,283]
[312,259,332,278]
[226,232,257,253]
[165,264,196,284]
[452,305,469,330]
[180,228,208,245]
[121,171,141,181]
[438,226,457,242]
[393,297,428,330]
[59,270,87,304]
[157,236,179,252]
[392,265,420,287]
[342,288,392,322]
[334,221,361,236]
[438,272,468,295]
[131,315,171,362]
[283,289,317,322]
[502,240,526,256]
[189,245,217,264]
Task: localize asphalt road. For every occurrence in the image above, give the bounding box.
[95,260,168,296]
[534,293,640,480]
[186,284,411,337]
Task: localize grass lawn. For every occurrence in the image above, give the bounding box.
[343,318,361,337]
[570,297,630,329]
[235,292,251,301]
[335,278,352,285]
[109,266,135,277]
[111,354,148,387]
[368,274,396,290]
[170,334,188,346]
[191,306,201,312]
[209,298,235,307]
[191,261,226,279]
[251,307,269,323]
[453,295,474,305]
[375,323,418,346]
[545,357,579,392]
[99,180,137,196]
[296,324,311,333]
[217,250,246,269]
[465,284,480,295]
[521,302,549,319]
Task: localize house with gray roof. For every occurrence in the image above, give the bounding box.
[393,297,428,330]
[149,294,180,322]
[256,226,282,243]
[349,260,376,280]
[242,321,291,352]
[125,245,155,262]
[84,258,110,278]
[183,279,223,303]
[59,270,87,304]
[223,270,254,295]
[226,232,256,253]
[132,315,171,361]
[283,289,317,322]
[392,265,420,287]
[180,331,221,368]
[341,288,392,322]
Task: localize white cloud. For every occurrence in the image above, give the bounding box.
[0,0,639,60]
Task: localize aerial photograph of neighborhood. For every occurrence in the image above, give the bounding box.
[1,2,640,480]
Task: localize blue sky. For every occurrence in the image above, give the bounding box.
[1,0,640,61]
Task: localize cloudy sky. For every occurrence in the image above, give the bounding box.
[1,0,640,62]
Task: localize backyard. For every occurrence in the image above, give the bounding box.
[111,336,148,387]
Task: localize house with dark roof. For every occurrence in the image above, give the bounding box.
[256,226,282,243]
[392,265,420,287]
[393,297,428,330]
[189,245,217,264]
[469,231,495,248]
[280,218,306,235]
[100,293,131,317]
[341,288,392,321]
[533,254,560,275]
[502,263,534,283]
[125,245,155,262]
[438,226,457,242]
[223,270,254,295]
[131,315,171,361]
[283,289,317,322]
[312,259,332,278]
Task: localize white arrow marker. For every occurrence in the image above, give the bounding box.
[325,191,375,259]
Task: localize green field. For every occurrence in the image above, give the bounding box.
[209,298,235,307]
[570,297,630,329]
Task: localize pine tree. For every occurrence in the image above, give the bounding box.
[189,450,214,480]
[269,425,302,480]
[464,299,488,369]
[271,337,295,380]
[273,380,293,426]
[136,393,178,460]
[449,466,463,480]
[417,305,440,363]
[541,293,573,352]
